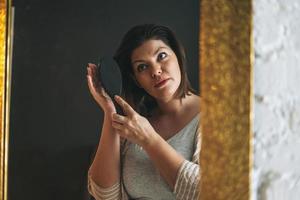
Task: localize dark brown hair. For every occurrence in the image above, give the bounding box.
[113,24,196,117]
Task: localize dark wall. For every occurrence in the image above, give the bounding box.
[8,0,199,199]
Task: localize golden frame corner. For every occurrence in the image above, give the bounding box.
[0,0,252,200]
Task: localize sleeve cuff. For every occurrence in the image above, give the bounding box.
[87,171,121,200]
[174,160,200,200]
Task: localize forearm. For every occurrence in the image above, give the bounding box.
[89,114,121,188]
[142,134,185,190]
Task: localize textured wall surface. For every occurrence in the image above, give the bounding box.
[253,0,300,199]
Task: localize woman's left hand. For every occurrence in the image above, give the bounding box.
[111,95,158,147]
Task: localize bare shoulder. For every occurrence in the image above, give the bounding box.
[180,94,200,132]
[187,93,201,115]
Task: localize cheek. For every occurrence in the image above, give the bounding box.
[168,60,181,78]
[176,66,182,79]
[135,74,150,88]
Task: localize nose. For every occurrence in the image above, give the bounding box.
[151,63,162,79]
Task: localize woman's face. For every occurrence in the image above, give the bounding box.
[131,39,181,101]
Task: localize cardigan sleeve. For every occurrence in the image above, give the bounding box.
[173,126,201,200]
[87,170,129,200]
[87,172,121,200]
[87,138,129,200]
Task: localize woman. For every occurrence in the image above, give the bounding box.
[86,24,201,200]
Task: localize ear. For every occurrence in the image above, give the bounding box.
[130,74,142,88]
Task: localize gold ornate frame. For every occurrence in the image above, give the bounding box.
[200,1,252,199]
[0,0,252,199]
[1,0,12,199]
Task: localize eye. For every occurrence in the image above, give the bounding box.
[137,63,148,72]
[158,52,167,60]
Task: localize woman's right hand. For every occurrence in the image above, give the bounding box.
[86,63,116,114]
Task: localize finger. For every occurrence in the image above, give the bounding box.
[87,64,97,79]
[91,64,98,77]
[87,74,103,96]
[111,120,124,130]
[87,75,99,95]
[87,73,98,91]
[86,74,94,90]
[87,65,96,83]
[114,95,136,115]
[87,63,99,83]
[87,66,96,79]
[86,66,90,75]
[88,75,111,101]
[99,87,112,101]
[112,113,128,124]
[87,63,97,69]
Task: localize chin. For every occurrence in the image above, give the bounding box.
[149,83,180,100]
[153,90,178,102]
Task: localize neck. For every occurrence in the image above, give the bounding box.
[155,94,191,117]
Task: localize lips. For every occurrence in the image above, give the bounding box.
[154,78,170,88]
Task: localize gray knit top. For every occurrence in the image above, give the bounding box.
[88,114,201,200]
[122,114,199,199]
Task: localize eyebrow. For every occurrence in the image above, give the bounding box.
[132,47,169,65]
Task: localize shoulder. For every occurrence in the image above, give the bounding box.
[185,93,200,118]
[190,93,201,107]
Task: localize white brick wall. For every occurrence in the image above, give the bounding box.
[253,0,300,199]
